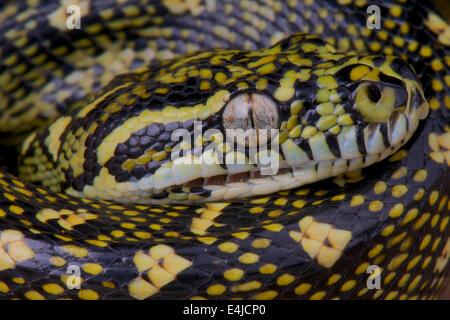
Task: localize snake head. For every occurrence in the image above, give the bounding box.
[18,34,430,204]
[276,54,429,188]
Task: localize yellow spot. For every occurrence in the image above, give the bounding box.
[381,225,395,237]
[50,256,66,267]
[224,268,244,281]
[162,252,191,274]
[368,244,384,258]
[301,238,322,259]
[251,238,270,248]
[358,288,369,297]
[259,263,277,274]
[277,273,295,286]
[257,62,276,75]
[262,223,283,232]
[390,5,402,17]
[331,194,346,201]
[129,278,158,300]
[111,230,125,238]
[231,281,262,293]
[25,290,45,300]
[317,76,338,89]
[162,0,203,16]
[0,229,23,243]
[238,252,259,264]
[148,264,175,288]
[413,213,431,231]
[419,46,433,58]
[328,229,352,250]
[440,217,450,232]
[295,283,311,295]
[232,232,249,240]
[407,275,422,292]
[0,282,9,293]
[77,289,99,300]
[385,291,399,300]
[341,280,356,292]
[350,65,370,81]
[392,185,408,198]
[389,203,404,218]
[218,242,238,253]
[293,199,306,209]
[350,195,364,206]
[369,200,383,212]
[82,263,103,275]
[398,274,411,288]
[306,222,330,242]
[355,262,370,275]
[13,277,25,284]
[62,245,88,258]
[9,205,24,215]
[317,246,342,268]
[197,237,217,245]
[149,244,173,260]
[207,284,226,296]
[388,232,407,247]
[413,169,427,182]
[429,190,439,206]
[388,253,408,270]
[274,86,295,102]
[406,255,423,271]
[432,79,443,91]
[8,240,34,262]
[42,283,64,295]
[85,239,108,247]
[430,214,440,228]
[252,290,278,300]
[327,274,341,285]
[309,291,326,300]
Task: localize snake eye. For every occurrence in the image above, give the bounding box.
[353,82,398,123]
[222,93,279,147]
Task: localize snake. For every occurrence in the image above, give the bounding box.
[0,0,449,300]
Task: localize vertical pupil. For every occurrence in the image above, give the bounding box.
[367,85,382,102]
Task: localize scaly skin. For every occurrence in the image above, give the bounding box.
[0,0,448,300]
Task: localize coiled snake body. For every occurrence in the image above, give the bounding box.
[0,0,449,300]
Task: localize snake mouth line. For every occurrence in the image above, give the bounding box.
[122,145,404,204]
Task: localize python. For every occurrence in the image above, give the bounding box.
[19,35,429,204]
[0,0,448,300]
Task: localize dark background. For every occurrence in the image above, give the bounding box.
[434,0,449,300]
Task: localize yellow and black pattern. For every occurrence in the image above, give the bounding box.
[18,33,429,204]
[0,0,449,300]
